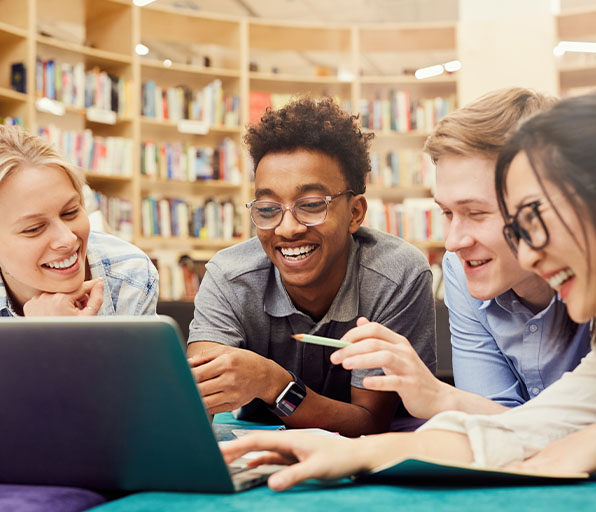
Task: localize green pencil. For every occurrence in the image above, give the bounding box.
[292,333,351,348]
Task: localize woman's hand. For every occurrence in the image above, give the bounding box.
[512,424,596,476]
[331,317,450,419]
[221,432,376,491]
[23,278,104,317]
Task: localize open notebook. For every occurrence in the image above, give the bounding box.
[356,457,591,484]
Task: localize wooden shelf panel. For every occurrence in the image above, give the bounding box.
[0,21,28,39]
[360,74,457,85]
[359,22,456,53]
[85,173,132,184]
[249,20,351,53]
[0,86,27,102]
[136,236,243,251]
[366,184,432,201]
[557,8,596,39]
[140,178,242,196]
[141,4,241,47]
[559,65,596,89]
[250,71,349,85]
[37,35,132,65]
[141,58,240,79]
[140,116,242,134]
[410,240,445,250]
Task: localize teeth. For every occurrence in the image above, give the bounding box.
[280,245,316,260]
[45,252,78,269]
[547,268,575,290]
[469,259,489,267]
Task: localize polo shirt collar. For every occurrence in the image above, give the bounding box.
[263,236,360,322]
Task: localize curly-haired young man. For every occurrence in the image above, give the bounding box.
[186,98,436,437]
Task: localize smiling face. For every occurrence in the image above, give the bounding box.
[254,149,366,314]
[0,166,90,308]
[504,151,596,323]
[435,153,546,302]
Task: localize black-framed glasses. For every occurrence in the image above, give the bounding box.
[502,200,550,254]
[246,190,354,230]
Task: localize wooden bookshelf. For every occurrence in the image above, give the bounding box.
[0,0,454,298]
[555,7,596,96]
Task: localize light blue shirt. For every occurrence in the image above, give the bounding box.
[443,250,591,407]
[0,231,158,317]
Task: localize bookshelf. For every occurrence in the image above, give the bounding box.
[0,0,454,299]
[555,7,596,97]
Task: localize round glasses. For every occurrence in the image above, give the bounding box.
[502,200,550,254]
[246,190,354,230]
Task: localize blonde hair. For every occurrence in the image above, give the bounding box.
[424,88,558,164]
[0,125,85,199]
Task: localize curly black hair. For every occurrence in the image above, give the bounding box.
[244,97,374,194]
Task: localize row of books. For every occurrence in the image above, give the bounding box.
[140,137,241,183]
[248,91,352,125]
[36,59,132,116]
[155,256,206,301]
[365,197,444,242]
[369,150,435,188]
[359,91,455,133]
[90,191,134,242]
[141,196,236,240]
[141,79,240,127]
[39,125,133,177]
[1,117,23,126]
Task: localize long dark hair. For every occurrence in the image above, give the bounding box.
[495,93,596,340]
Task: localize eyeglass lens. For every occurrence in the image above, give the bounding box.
[250,196,329,228]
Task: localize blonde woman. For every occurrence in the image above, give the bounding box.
[0,125,158,317]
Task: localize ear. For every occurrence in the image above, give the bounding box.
[348,195,367,234]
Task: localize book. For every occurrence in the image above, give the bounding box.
[356,456,590,484]
[10,63,26,93]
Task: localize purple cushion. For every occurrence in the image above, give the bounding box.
[0,484,106,512]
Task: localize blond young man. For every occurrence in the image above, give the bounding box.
[321,88,591,420]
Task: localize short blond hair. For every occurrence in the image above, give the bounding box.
[0,125,85,199]
[424,88,558,163]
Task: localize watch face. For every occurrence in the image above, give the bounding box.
[276,381,306,416]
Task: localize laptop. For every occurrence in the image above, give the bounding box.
[0,316,279,493]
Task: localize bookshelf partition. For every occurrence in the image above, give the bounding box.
[1,0,460,300]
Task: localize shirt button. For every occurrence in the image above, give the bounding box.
[531,387,540,395]
[529,324,538,333]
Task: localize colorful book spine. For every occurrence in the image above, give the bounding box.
[365,197,444,242]
[38,125,133,177]
[35,59,130,115]
[140,196,237,240]
[140,138,240,183]
[141,79,240,127]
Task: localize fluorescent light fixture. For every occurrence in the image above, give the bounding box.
[163,59,172,68]
[554,40,596,56]
[135,43,149,56]
[133,0,157,6]
[444,60,462,72]
[415,64,444,80]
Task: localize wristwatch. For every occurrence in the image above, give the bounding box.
[270,371,307,417]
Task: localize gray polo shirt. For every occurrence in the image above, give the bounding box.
[189,226,436,412]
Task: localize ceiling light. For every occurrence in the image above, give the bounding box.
[133,0,157,6]
[136,43,149,56]
[163,59,172,67]
[554,41,596,56]
[415,64,444,80]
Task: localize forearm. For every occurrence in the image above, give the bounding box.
[441,382,509,415]
[351,429,474,473]
[281,390,395,437]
